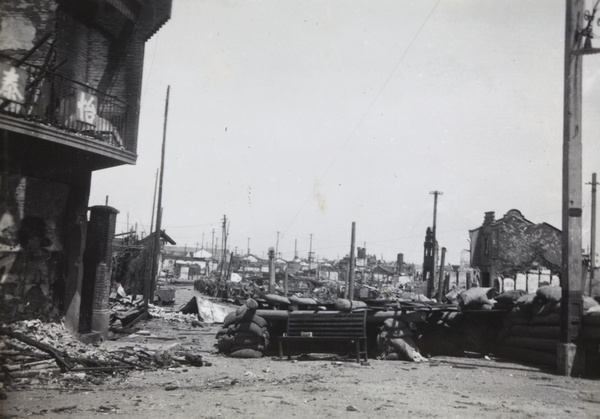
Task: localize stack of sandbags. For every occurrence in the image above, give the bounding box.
[458,287,497,310]
[376,318,427,362]
[491,287,600,367]
[493,286,562,366]
[215,298,270,358]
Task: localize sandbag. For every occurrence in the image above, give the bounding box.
[217,335,234,354]
[584,296,600,311]
[223,311,237,328]
[235,321,267,337]
[229,348,263,358]
[587,306,600,316]
[251,314,267,328]
[233,334,263,347]
[231,344,265,353]
[536,285,562,303]
[289,295,318,306]
[445,286,461,304]
[495,289,527,305]
[460,288,490,307]
[515,293,536,315]
[263,294,290,305]
[215,328,230,338]
[334,299,368,312]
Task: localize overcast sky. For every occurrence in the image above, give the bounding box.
[89,0,600,265]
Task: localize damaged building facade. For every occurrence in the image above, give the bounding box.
[469,209,562,289]
[0,0,171,339]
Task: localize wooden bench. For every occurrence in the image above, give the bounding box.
[278,311,368,363]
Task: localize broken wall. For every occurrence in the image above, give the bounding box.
[0,174,69,322]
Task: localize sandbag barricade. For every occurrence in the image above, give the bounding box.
[493,285,600,367]
[376,318,427,362]
[215,298,270,358]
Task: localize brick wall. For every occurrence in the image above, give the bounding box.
[471,211,562,280]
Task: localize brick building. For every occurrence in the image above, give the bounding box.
[0,0,171,339]
[469,209,562,288]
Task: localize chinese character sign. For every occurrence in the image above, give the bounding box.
[75,91,97,125]
[0,62,27,113]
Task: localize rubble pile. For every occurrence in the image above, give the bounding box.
[216,298,270,358]
[0,317,208,393]
[376,318,427,362]
[110,285,201,331]
[150,305,203,325]
[493,285,600,366]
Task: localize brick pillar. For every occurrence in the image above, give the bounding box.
[80,205,118,337]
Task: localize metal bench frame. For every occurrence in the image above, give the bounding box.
[278,311,368,363]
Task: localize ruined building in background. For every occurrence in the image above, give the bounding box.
[469,209,562,289]
[0,0,172,340]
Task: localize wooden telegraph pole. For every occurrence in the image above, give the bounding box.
[559,0,585,376]
[148,86,170,310]
[268,247,275,294]
[348,222,357,300]
[588,173,598,296]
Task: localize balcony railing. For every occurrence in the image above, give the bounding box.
[0,59,131,152]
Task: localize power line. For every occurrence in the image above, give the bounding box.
[281,0,441,234]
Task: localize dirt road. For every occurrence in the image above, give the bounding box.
[3,286,600,418]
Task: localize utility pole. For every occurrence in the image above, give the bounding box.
[220,215,227,281]
[276,231,280,257]
[295,238,298,259]
[268,247,275,294]
[201,232,205,250]
[347,222,356,300]
[247,237,250,255]
[148,86,170,311]
[211,229,215,255]
[222,215,227,260]
[588,173,598,296]
[559,0,586,376]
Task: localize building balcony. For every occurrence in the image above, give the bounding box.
[0,59,137,169]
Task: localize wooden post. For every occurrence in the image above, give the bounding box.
[436,247,446,301]
[590,173,597,296]
[348,222,356,300]
[268,247,275,294]
[558,0,584,377]
[149,85,170,309]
